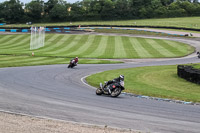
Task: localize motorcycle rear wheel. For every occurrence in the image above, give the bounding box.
[96,88,103,95]
[111,87,121,97]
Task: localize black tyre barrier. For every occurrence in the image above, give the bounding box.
[177,65,200,84]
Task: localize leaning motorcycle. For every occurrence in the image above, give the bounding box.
[68,59,76,68]
[96,81,125,97]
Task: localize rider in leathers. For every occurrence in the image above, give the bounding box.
[103,75,124,94]
[74,57,78,65]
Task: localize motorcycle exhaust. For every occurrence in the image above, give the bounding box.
[100,83,103,89]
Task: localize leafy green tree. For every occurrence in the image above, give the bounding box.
[48,0,69,21]
[168,2,187,17]
[0,0,24,23]
[44,0,58,15]
[184,1,196,15]
[0,3,4,22]
[151,0,162,9]
[69,2,86,21]
[100,0,115,20]
[85,0,102,20]
[129,0,152,18]
[25,0,44,22]
[114,0,131,19]
[160,0,174,6]
[129,0,145,18]
[154,6,168,18]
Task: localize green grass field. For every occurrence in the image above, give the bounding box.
[0,55,122,68]
[0,34,194,59]
[2,17,200,29]
[86,65,200,103]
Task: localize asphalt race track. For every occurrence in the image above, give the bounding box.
[0,35,200,133]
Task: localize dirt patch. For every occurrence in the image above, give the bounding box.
[0,112,140,133]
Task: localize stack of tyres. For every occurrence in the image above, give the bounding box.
[177,65,200,84]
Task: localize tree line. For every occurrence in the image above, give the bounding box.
[0,0,200,24]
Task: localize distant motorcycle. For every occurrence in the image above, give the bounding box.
[96,81,125,97]
[197,52,200,58]
[68,59,76,68]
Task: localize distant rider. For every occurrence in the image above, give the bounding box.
[70,57,78,66]
[197,52,200,58]
[103,75,124,94]
[74,57,78,65]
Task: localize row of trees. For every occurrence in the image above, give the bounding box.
[0,0,200,24]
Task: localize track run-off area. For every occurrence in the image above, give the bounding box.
[0,32,200,133]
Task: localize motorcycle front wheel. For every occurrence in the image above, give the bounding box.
[111,87,121,97]
[96,88,103,95]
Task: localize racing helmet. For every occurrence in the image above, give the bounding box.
[119,75,124,81]
[76,57,78,59]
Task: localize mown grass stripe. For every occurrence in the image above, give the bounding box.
[45,35,71,53]
[154,39,184,56]
[82,35,102,57]
[113,36,127,58]
[34,34,52,51]
[0,35,15,44]
[0,35,30,49]
[65,35,89,56]
[99,36,115,58]
[27,58,66,65]
[121,37,139,58]
[0,56,37,63]
[0,55,67,65]
[11,39,30,50]
[3,41,29,51]
[0,56,65,66]
[39,35,65,52]
[0,35,26,47]
[0,55,25,61]
[53,35,77,55]
[138,38,162,57]
[88,35,108,58]
[70,35,95,56]
[87,35,108,58]
[53,35,81,55]
[130,38,152,58]
[36,34,61,51]
[0,34,194,59]
[146,39,175,57]
[41,35,66,52]
[166,40,189,54]
[0,35,27,47]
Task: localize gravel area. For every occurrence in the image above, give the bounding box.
[0,112,140,133]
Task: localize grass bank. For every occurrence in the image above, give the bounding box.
[0,34,194,59]
[2,17,200,30]
[0,55,122,68]
[86,65,200,103]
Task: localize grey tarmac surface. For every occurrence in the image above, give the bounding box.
[0,34,200,133]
